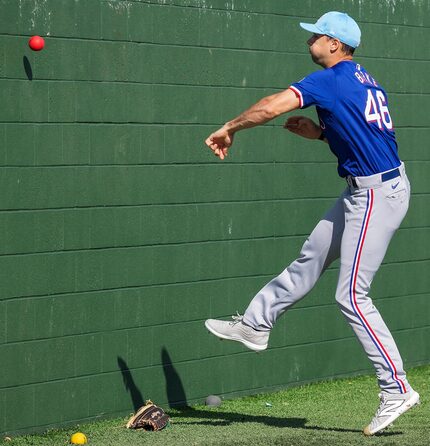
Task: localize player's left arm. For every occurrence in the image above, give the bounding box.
[205,88,300,160]
[284,116,328,143]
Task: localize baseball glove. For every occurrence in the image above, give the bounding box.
[126,400,170,431]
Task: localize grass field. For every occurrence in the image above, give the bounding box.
[6,365,429,446]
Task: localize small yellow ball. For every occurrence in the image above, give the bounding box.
[70,432,87,444]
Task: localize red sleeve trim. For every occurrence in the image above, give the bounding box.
[289,86,304,108]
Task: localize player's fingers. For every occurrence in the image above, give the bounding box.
[284,122,298,129]
[285,124,302,135]
[296,117,308,127]
[215,143,226,153]
[206,142,218,152]
[285,116,303,127]
[210,139,226,152]
[286,115,302,124]
[206,137,223,150]
[295,121,310,134]
[284,115,304,129]
[205,136,214,147]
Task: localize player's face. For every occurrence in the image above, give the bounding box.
[307,33,332,66]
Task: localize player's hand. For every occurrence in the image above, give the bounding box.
[283,116,322,140]
[205,126,235,160]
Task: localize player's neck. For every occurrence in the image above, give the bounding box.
[323,55,354,69]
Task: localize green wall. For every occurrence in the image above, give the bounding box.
[0,0,429,435]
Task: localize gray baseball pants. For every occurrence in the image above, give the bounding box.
[243,163,411,394]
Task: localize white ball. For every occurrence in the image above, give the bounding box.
[205,395,222,407]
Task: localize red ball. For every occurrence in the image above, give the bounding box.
[28,36,45,51]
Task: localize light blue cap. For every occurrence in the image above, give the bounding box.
[300,11,361,48]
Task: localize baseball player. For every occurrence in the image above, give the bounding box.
[204,12,420,435]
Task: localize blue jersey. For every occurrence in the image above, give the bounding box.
[290,61,401,178]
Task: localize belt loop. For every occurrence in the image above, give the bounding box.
[346,176,358,188]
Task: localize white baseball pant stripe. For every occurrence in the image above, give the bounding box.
[243,164,411,393]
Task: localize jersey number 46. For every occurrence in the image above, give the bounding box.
[365,90,393,130]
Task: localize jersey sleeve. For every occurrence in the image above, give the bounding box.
[289,69,336,110]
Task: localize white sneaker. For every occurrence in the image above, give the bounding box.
[205,314,269,352]
[363,390,420,436]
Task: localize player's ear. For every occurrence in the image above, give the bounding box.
[329,38,341,53]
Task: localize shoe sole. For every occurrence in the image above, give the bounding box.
[363,391,420,436]
[205,320,267,352]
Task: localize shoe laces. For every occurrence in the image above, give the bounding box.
[374,393,387,417]
[229,312,244,326]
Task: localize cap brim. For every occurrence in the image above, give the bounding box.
[300,23,321,34]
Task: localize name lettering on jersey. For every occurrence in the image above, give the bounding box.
[355,64,378,87]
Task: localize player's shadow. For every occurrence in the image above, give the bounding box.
[161,346,191,408]
[117,356,145,411]
[161,347,401,436]
[23,56,33,80]
[172,406,401,436]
